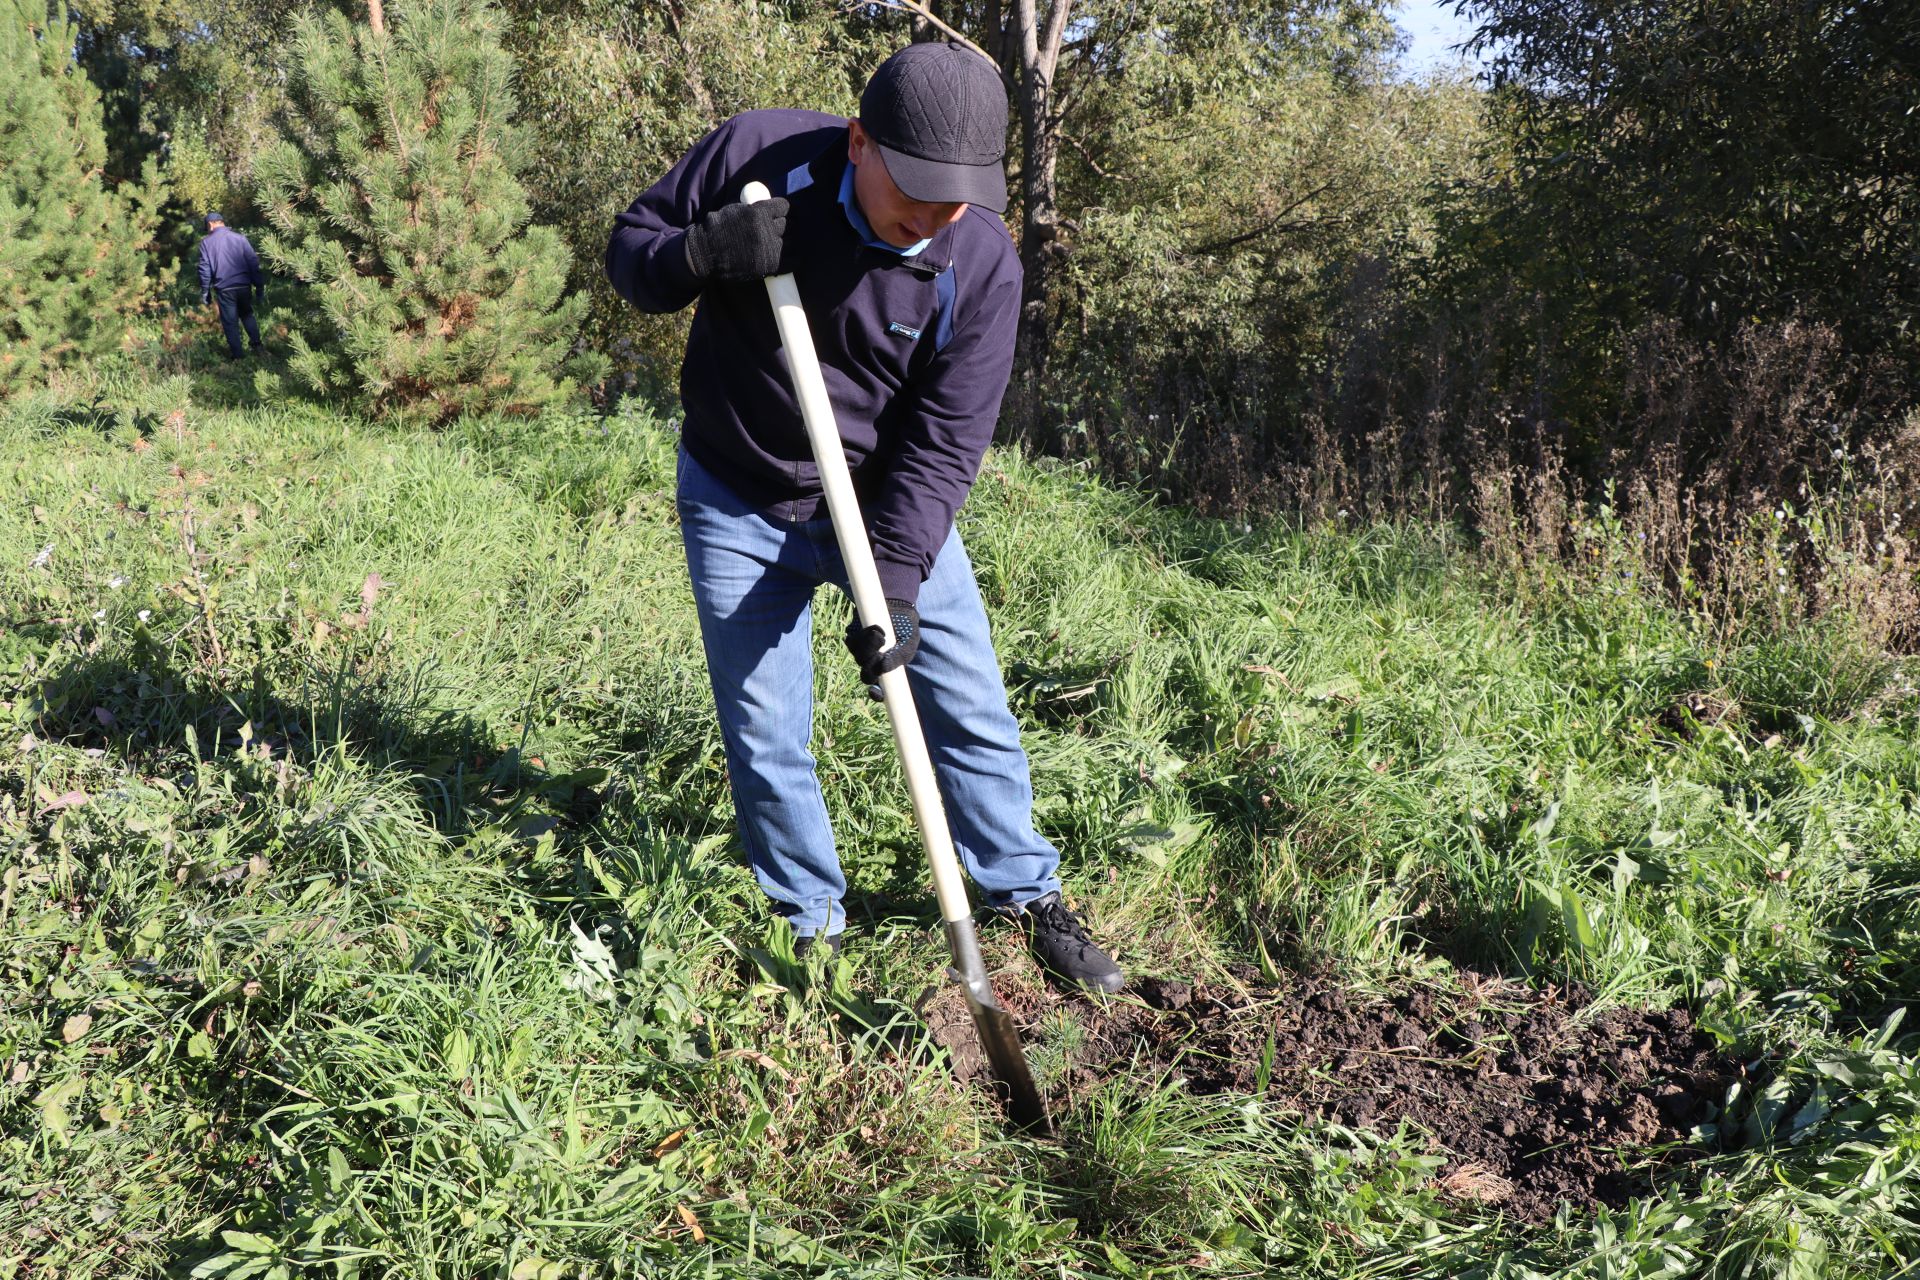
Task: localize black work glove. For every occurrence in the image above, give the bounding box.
[844,599,920,700]
[683,197,790,283]
[201,290,212,305]
[255,286,266,305]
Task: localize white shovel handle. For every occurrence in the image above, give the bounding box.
[741,180,974,928]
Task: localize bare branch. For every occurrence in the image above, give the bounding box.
[1187,180,1341,256]
[1062,131,1129,183]
[1187,214,1354,257]
[847,0,1006,82]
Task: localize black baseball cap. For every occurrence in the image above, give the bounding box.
[859,42,1009,213]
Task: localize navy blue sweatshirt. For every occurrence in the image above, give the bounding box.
[605,109,1021,605]
[197,226,264,296]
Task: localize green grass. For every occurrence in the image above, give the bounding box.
[2,355,1917,1278]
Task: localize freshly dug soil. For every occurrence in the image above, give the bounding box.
[923,955,1738,1222]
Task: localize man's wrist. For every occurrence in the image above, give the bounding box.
[872,557,921,608]
[844,596,921,697]
[668,228,704,293]
[683,222,709,280]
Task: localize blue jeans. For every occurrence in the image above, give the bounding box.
[676,444,1062,936]
[214,288,262,357]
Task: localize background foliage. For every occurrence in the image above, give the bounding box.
[27,0,1919,631]
[1468,0,1919,362]
[497,0,894,398]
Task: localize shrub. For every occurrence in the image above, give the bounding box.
[253,0,603,425]
[0,0,160,394]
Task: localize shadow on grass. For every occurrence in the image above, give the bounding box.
[174,336,283,413]
[22,638,811,946]
[26,641,519,832]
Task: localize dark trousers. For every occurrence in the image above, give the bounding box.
[215,288,262,357]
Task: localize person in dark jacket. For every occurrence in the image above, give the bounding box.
[605,41,1123,994]
[196,213,266,359]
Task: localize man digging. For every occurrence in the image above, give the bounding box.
[605,41,1123,995]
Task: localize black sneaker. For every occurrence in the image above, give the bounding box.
[793,933,843,960]
[1012,892,1124,994]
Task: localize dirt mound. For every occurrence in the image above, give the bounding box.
[925,963,1737,1222]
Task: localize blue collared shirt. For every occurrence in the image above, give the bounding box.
[839,162,930,257]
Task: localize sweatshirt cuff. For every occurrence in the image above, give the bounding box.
[608,225,702,309]
[873,556,923,608]
[663,228,702,296]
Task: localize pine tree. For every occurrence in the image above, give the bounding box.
[0,0,159,394]
[254,0,601,424]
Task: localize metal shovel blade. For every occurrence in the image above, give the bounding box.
[948,919,1053,1136]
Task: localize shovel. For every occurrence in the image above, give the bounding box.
[740,181,1052,1136]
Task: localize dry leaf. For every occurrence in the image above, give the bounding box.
[359,573,387,611]
[674,1203,706,1243]
[8,1060,29,1085]
[714,1048,792,1080]
[651,1126,689,1158]
[46,790,89,811]
[131,437,152,453]
[62,1013,92,1043]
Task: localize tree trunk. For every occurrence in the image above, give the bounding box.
[982,0,1007,69]
[367,0,385,34]
[661,0,718,126]
[1008,0,1069,442]
[911,0,942,42]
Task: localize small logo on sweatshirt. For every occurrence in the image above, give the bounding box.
[886,321,923,340]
